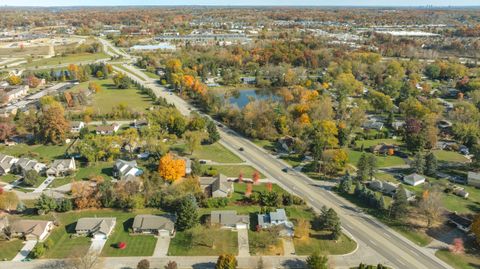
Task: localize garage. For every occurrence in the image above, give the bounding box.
[236,223,248,230]
[158,230,170,237]
[93,233,107,240]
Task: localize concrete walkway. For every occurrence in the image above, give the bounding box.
[12,240,37,261]
[89,238,107,254]
[153,236,170,257]
[237,228,250,257]
[33,176,54,193]
[282,238,296,256]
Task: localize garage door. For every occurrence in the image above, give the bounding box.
[236,223,247,230]
[158,230,170,237]
[93,233,106,240]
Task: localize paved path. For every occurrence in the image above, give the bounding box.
[32,176,54,193]
[237,228,250,257]
[153,236,171,257]
[89,239,107,254]
[282,238,296,256]
[12,240,37,261]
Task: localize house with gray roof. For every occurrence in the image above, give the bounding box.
[199,174,233,198]
[210,210,249,230]
[10,219,54,241]
[404,173,426,186]
[257,208,294,236]
[75,217,116,239]
[13,158,46,175]
[113,159,143,181]
[132,214,175,237]
[46,158,76,177]
[467,171,480,188]
[0,153,18,175]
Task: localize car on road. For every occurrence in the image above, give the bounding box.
[239,147,244,151]
[282,167,290,173]
[199,160,207,164]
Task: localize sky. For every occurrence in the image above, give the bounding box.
[1,0,479,7]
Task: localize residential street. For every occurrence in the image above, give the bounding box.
[119,64,453,269]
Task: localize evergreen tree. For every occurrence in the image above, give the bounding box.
[356,153,369,181]
[413,152,425,174]
[366,154,377,180]
[34,193,57,214]
[391,186,409,220]
[425,152,438,177]
[206,121,220,144]
[306,252,328,269]
[175,194,199,231]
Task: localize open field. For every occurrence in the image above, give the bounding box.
[25,52,110,68]
[348,150,406,168]
[294,231,357,255]
[432,150,470,163]
[168,226,238,256]
[203,165,264,178]
[436,249,480,269]
[172,142,243,163]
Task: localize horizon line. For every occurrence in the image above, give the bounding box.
[2,4,480,8]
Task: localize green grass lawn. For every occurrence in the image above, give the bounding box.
[0,144,68,163]
[231,182,287,202]
[348,150,406,168]
[101,217,157,257]
[173,142,243,163]
[68,78,153,114]
[436,249,480,269]
[0,174,18,184]
[280,154,304,167]
[248,230,283,255]
[203,165,265,178]
[24,208,162,259]
[252,139,277,152]
[144,71,159,79]
[433,150,469,163]
[26,52,110,68]
[49,161,113,188]
[294,231,357,255]
[113,64,146,81]
[355,138,403,148]
[0,239,24,261]
[169,226,238,256]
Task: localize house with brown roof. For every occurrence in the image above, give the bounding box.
[10,219,54,241]
[46,158,76,177]
[199,174,233,198]
[75,217,116,239]
[210,210,249,230]
[95,123,120,135]
[132,214,175,237]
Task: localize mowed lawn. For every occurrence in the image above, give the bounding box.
[348,150,406,168]
[0,239,24,260]
[49,161,114,188]
[69,79,153,114]
[433,150,469,163]
[0,144,68,163]
[294,231,357,255]
[355,138,403,148]
[203,165,264,179]
[26,52,110,67]
[436,249,480,269]
[101,216,157,257]
[169,227,238,256]
[173,142,243,163]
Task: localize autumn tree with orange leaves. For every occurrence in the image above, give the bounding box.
[71,181,100,209]
[158,153,186,182]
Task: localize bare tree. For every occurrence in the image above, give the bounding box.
[68,249,101,269]
[419,187,443,228]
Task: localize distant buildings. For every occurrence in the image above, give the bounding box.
[95,123,120,135]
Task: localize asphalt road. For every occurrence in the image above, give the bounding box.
[121,66,453,269]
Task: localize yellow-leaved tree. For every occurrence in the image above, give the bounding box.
[158,153,186,182]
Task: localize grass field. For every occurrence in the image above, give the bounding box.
[173,142,243,163]
[0,239,24,260]
[101,217,157,257]
[169,226,238,256]
[294,231,357,255]
[433,150,469,163]
[355,138,403,148]
[25,52,110,68]
[436,249,480,269]
[348,150,406,168]
[0,174,17,184]
[113,64,146,81]
[49,162,114,188]
[248,230,283,255]
[0,144,68,163]
[203,165,264,178]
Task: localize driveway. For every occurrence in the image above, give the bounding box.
[89,238,107,254]
[12,240,37,261]
[237,228,250,256]
[153,235,170,257]
[282,238,296,256]
[32,176,54,193]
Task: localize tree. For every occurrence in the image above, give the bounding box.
[425,152,438,177]
[245,183,253,197]
[419,189,443,228]
[23,170,39,186]
[113,73,131,89]
[449,238,465,254]
[37,99,69,145]
[158,153,186,181]
[68,249,100,269]
[412,152,425,174]
[34,193,57,214]
[0,123,14,142]
[183,131,206,155]
[472,214,480,245]
[88,82,101,93]
[295,218,311,240]
[31,243,45,258]
[252,171,260,184]
[391,186,408,220]
[137,259,150,269]
[306,252,328,269]
[27,75,41,88]
[6,75,22,85]
[165,261,178,269]
[206,121,220,144]
[176,194,199,231]
[356,153,370,181]
[215,254,237,269]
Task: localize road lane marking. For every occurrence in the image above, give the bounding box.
[383,232,391,238]
[396,258,406,266]
[368,239,377,246]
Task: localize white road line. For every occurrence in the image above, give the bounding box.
[383,232,391,238]
[369,239,378,246]
[396,258,406,266]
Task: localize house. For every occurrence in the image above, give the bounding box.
[46,158,76,177]
[467,171,480,188]
[371,143,397,155]
[404,173,426,186]
[278,136,295,153]
[132,214,175,237]
[95,123,120,135]
[447,212,472,233]
[210,210,249,230]
[113,159,143,181]
[0,153,18,175]
[0,85,29,103]
[369,180,398,195]
[10,219,54,241]
[75,217,116,239]
[240,76,256,85]
[437,120,453,129]
[392,120,405,131]
[70,121,85,133]
[131,119,149,129]
[257,209,294,236]
[199,174,233,198]
[13,158,46,175]
[362,120,384,131]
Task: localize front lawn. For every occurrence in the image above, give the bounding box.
[436,249,480,269]
[294,231,357,255]
[101,217,157,257]
[173,142,243,163]
[248,230,283,255]
[355,138,403,148]
[168,226,238,256]
[231,182,287,202]
[49,162,113,188]
[0,174,18,184]
[348,150,406,168]
[433,150,469,163]
[0,239,24,260]
[203,165,265,179]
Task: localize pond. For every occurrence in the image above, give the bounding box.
[225,88,280,108]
